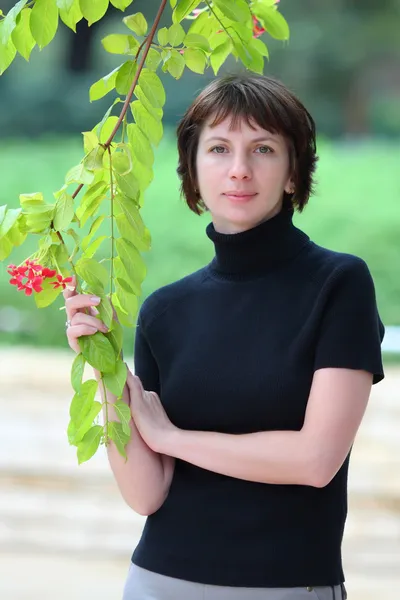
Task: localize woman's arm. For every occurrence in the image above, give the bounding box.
[130,368,372,488]
[62,280,175,517]
[96,371,175,516]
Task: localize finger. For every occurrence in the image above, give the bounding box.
[65,293,101,321]
[63,275,77,301]
[66,324,98,353]
[72,313,109,333]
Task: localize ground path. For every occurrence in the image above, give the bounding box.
[1,347,399,600]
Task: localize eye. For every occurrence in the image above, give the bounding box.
[256,146,273,154]
[210,146,226,154]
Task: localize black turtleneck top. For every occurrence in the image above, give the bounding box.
[131,208,385,588]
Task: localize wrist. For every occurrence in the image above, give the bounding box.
[159,426,183,456]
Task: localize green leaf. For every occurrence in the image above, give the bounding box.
[77,425,103,464]
[106,319,123,355]
[7,222,27,247]
[111,293,134,328]
[82,235,108,259]
[210,38,232,75]
[76,181,108,227]
[0,236,13,261]
[20,205,54,234]
[82,130,99,153]
[11,8,35,61]
[127,123,154,166]
[30,0,59,49]
[1,0,28,45]
[19,192,44,207]
[213,0,251,22]
[113,256,140,297]
[104,359,127,397]
[81,215,106,251]
[138,70,166,109]
[249,36,269,58]
[74,401,102,444]
[75,257,108,293]
[114,193,151,252]
[145,47,161,71]
[0,208,21,237]
[115,281,139,317]
[131,100,163,146]
[79,0,109,26]
[184,33,210,52]
[97,114,119,144]
[114,398,131,435]
[97,295,114,329]
[101,33,139,55]
[164,48,185,79]
[108,421,130,459]
[252,4,290,40]
[59,0,83,32]
[112,149,140,198]
[110,0,135,9]
[84,145,106,171]
[157,27,168,46]
[56,0,75,9]
[115,237,146,287]
[71,353,86,393]
[53,192,74,231]
[173,0,201,23]
[123,12,147,36]
[133,86,163,120]
[168,23,185,47]
[89,65,120,101]
[184,47,206,73]
[65,163,95,186]
[170,0,178,8]
[0,24,17,75]
[115,60,137,95]
[70,379,98,420]
[33,276,61,308]
[79,332,117,373]
[187,10,213,36]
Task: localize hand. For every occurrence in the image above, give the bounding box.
[126,371,179,454]
[63,275,109,354]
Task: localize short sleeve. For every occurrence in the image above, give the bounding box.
[134,312,161,394]
[314,259,385,384]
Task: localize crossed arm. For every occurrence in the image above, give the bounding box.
[128,367,373,489]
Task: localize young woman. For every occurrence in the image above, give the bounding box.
[64,74,385,600]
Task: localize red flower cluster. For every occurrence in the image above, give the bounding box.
[252,15,266,38]
[7,259,73,296]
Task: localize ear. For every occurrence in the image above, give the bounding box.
[284,179,295,195]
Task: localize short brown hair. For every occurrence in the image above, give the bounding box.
[176,74,318,215]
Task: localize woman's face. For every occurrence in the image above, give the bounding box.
[196,115,294,234]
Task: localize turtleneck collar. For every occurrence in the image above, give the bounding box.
[205,208,310,280]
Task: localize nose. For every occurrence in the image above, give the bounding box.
[228,153,252,180]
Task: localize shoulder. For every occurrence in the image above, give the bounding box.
[301,241,375,290]
[138,266,209,330]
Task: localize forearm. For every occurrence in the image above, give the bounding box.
[163,429,314,486]
[96,370,174,515]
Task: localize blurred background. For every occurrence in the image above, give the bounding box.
[0,0,399,598]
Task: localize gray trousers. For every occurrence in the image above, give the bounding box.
[122,563,347,600]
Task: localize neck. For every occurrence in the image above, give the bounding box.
[205,208,310,281]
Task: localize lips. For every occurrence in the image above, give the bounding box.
[224,192,257,197]
[223,192,257,202]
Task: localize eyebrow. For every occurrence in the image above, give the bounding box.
[203,136,279,144]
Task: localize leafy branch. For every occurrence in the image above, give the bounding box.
[0,0,290,464]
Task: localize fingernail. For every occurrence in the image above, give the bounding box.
[91,296,101,304]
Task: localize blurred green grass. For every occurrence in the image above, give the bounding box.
[0,132,399,357]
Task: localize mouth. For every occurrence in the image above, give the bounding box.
[223,192,258,203]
